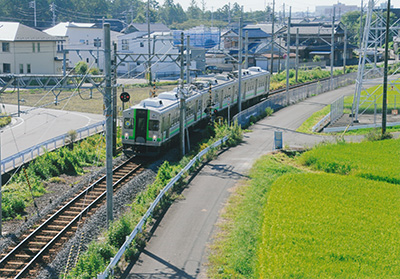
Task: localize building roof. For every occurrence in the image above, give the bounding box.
[0,22,60,41]
[244,23,286,35]
[44,22,97,37]
[122,23,170,34]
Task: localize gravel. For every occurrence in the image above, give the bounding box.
[0,149,179,278]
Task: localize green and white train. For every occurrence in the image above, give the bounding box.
[122,67,270,155]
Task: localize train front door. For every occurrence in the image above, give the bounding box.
[135,109,148,143]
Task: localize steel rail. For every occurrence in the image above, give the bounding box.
[0,158,140,278]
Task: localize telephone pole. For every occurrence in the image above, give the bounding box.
[295,28,299,82]
[245,31,249,69]
[179,33,186,157]
[238,17,243,113]
[382,0,391,135]
[285,6,291,104]
[104,23,113,226]
[330,7,335,90]
[147,0,152,85]
[270,0,275,74]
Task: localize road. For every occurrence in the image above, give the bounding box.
[122,84,358,278]
[0,104,104,160]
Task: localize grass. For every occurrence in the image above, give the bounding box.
[0,113,11,127]
[258,173,400,278]
[207,154,302,279]
[296,105,330,134]
[208,138,400,278]
[1,84,176,115]
[344,81,400,114]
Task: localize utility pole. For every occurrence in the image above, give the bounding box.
[285,6,291,104]
[50,2,56,26]
[29,0,37,27]
[360,0,364,49]
[382,0,391,135]
[245,31,249,69]
[186,36,191,84]
[0,131,2,237]
[278,36,281,72]
[17,79,21,117]
[343,25,347,74]
[179,33,186,157]
[330,7,335,90]
[104,23,113,226]
[238,17,243,113]
[270,0,275,74]
[147,0,152,85]
[112,42,117,156]
[295,28,299,83]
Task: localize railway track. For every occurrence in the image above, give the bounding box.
[0,158,144,279]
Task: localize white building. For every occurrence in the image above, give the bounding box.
[0,22,63,74]
[117,32,182,78]
[44,22,121,71]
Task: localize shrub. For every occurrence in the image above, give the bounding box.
[265,107,274,116]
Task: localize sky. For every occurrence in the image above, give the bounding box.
[174,0,392,13]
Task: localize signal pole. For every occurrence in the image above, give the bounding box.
[104,24,113,226]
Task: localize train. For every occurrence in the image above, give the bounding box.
[122,67,270,156]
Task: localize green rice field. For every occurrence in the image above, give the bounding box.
[208,138,400,278]
[299,139,400,183]
[258,173,400,278]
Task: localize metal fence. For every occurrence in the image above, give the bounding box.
[330,96,345,124]
[1,121,105,175]
[97,136,229,279]
[233,72,357,127]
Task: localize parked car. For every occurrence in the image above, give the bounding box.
[205,65,223,74]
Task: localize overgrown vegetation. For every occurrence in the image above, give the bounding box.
[2,134,106,220]
[270,66,358,91]
[65,121,243,278]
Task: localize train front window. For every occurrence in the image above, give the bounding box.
[124,118,134,129]
[149,120,159,131]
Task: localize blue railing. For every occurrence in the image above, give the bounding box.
[1,121,105,174]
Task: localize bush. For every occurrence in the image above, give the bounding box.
[265,107,274,116]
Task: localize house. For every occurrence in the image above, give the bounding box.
[117,32,181,78]
[287,21,358,66]
[0,22,63,74]
[44,22,122,71]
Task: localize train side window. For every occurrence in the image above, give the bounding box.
[124,118,134,129]
[149,120,159,131]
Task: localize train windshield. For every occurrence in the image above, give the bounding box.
[149,120,159,131]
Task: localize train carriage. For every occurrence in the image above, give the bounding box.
[122,67,270,156]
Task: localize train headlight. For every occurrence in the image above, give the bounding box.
[124,133,129,139]
[152,135,157,141]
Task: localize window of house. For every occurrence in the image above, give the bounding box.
[122,39,129,50]
[2,42,10,52]
[37,43,40,52]
[57,41,64,52]
[27,64,31,73]
[3,63,11,73]
[140,42,144,47]
[19,64,23,74]
[32,42,35,52]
